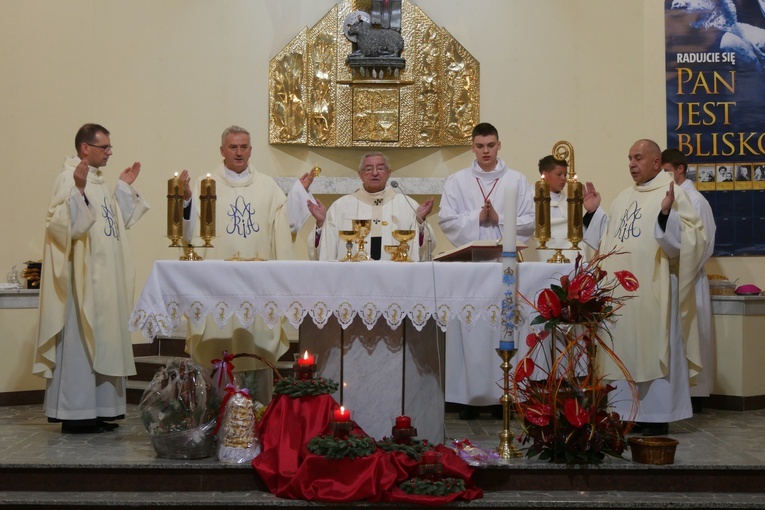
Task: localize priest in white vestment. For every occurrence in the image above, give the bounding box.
[305,152,435,261]
[181,126,295,403]
[662,148,717,409]
[34,124,150,433]
[437,123,535,419]
[582,139,705,436]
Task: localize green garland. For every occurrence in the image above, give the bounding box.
[273,376,339,398]
[376,437,432,458]
[400,477,466,496]
[307,434,377,460]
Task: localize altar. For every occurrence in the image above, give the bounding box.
[130,260,506,443]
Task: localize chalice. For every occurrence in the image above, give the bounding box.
[339,230,357,262]
[352,219,372,261]
[384,244,401,262]
[392,229,416,262]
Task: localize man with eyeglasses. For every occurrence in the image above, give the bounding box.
[33,123,150,434]
[306,151,435,261]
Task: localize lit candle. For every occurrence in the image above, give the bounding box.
[332,406,351,422]
[567,175,584,243]
[167,173,183,246]
[297,351,315,366]
[503,186,517,252]
[395,415,412,429]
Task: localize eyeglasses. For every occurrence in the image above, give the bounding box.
[86,143,113,152]
[361,165,389,174]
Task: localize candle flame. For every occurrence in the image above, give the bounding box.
[174,172,178,177]
[573,174,578,181]
[540,174,546,180]
[339,406,345,413]
[303,350,309,360]
[207,173,211,178]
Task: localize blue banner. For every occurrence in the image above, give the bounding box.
[665,0,765,255]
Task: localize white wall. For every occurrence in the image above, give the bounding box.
[1,0,761,393]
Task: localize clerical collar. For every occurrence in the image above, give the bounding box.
[470,158,508,180]
[225,166,251,182]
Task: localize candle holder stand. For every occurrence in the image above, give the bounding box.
[417,452,444,481]
[496,347,523,459]
[292,363,316,381]
[180,244,204,261]
[329,420,354,439]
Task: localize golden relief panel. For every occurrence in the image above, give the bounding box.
[269,0,478,148]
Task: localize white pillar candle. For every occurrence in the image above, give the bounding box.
[503,186,517,252]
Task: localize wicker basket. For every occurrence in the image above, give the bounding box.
[628,436,679,465]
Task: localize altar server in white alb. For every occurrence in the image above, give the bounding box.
[661,148,716,412]
[34,123,150,434]
[305,151,435,261]
[582,139,705,436]
[438,122,535,420]
[522,155,570,262]
[180,125,296,403]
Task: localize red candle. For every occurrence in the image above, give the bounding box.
[332,406,350,422]
[395,415,412,429]
[421,450,439,464]
[297,351,315,366]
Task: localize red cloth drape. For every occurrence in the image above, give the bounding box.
[251,393,482,504]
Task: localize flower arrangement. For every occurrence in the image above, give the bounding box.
[514,250,639,464]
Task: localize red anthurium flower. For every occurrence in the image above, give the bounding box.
[559,274,569,289]
[514,358,535,382]
[615,270,639,292]
[568,273,597,303]
[537,289,561,319]
[526,403,553,426]
[526,330,550,347]
[564,398,590,428]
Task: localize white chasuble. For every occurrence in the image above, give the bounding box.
[314,187,434,261]
[35,157,148,381]
[595,172,705,385]
[185,165,293,375]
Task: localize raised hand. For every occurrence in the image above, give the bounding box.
[416,197,435,224]
[299,172,314,191]
[179,170,192,200]
[73,159,89,194]
[583,181,601,213]
[307,197,326,228]
[119,162,141,185]
[661,181,675,215]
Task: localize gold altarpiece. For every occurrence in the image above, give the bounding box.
[269,0,479,148]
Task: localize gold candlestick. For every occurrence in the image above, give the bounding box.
[534,176,551,250]
[496,348,523,459]
[199,174,216,248]
[566,177,583,250]
[167,173,183,247]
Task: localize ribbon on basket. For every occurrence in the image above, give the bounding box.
[211,351,235,394]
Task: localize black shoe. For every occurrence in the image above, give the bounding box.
[489,405,504,419]
[639,422,669,436]
[61,421,107,434]
[691,397,704,414]
[458,405,480,420]
[97,419,120,431]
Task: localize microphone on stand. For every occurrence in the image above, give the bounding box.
[390,180,433,261]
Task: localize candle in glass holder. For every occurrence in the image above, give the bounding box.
[167,172,183,246]
[297,351,315,365]
[567,175,583,244]
[199,173,216,246]
[330,406,353,439]
[293,351,316,380]
[534,176,551,246]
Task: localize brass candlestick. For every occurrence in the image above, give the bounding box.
[566,177,583,251]
[496,347,523,459]
[167,173,183,247]
[199,174,216,248]
[534,176,551,250]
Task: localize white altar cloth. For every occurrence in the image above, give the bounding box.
[129,260,505,341]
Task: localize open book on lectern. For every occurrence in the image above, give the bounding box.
[433,240,527,262]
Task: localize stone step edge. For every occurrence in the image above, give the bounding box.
[2,490,764,508]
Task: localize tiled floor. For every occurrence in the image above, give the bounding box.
[1,404,765,467]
